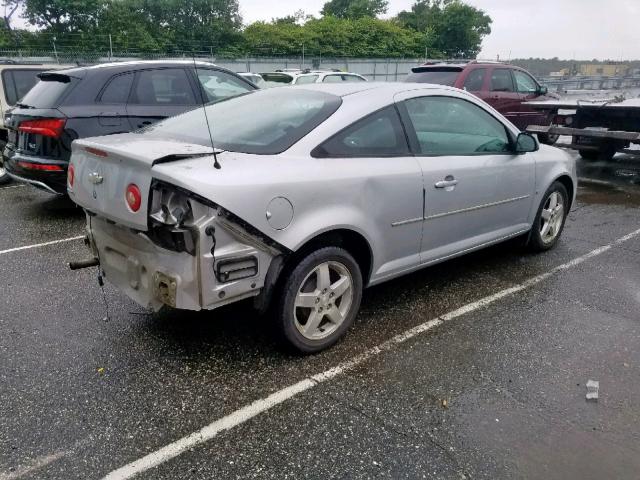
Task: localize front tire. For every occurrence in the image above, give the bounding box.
[274,247,363,354]
[527,181,569,252]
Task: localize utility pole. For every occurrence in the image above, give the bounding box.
[109,34,113,60]
[301,42,305,70]
[52,36,59,64]
[425,46,428,63]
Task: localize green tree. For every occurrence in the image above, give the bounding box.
[243,15,431,58]
[21,0,103,33]
[396,0,491,58]
[321,0,388,19]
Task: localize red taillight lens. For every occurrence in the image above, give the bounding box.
[17,161,64,171]
[68,164,75,188]
[18,118,66,138]
[125,184,142,212]
[85,147,108,157]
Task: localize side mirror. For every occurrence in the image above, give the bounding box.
[537,85,548,95]
[515,132,538,153]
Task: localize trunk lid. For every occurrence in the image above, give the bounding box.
[69,134,214,230]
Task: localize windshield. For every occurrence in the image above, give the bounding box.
[405,69,461,86]
[142,88,342,155]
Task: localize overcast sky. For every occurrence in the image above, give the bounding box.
[239,0,639,60]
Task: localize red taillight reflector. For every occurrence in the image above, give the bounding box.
[18,118,66,138]
[68,164,75,187]
[85,147,108,157]
[17,161,64,171]
[125,184,142,212]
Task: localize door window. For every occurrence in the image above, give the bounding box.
[313,106,409,157]
[99,73,134,103]
[131,68,196,105]
[513,70,538,94]
[490,69,514,92]
[196,70,254,103]
[405,96,511,155]
[462,68,486,91]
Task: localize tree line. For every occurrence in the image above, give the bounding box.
[0,0,492,59]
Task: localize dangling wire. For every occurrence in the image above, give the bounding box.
[90,215,111,322]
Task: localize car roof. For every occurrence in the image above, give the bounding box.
[48,60,221,77]
[292,81,451,97]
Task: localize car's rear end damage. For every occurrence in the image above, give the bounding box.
[70,138,287,313]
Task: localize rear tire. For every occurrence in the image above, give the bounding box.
[578,149,600,161]
[538,132,559,145]
[527,181,569,252]
[274,246,363,354]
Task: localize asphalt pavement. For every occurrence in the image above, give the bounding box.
[0,153,639,480]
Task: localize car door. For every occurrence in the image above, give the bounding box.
[485,67,522,127]
[126,68,198,130]
[95,72,134,133]
[512,69,548,129]
[460,67,487,97]
[396,92,535,264]
[313,105,424,279]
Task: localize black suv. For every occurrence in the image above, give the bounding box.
[3,60,256,194]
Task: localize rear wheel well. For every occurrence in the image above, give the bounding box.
[555,175,575,210]
[286,229,373,286]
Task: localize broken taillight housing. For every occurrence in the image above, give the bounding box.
[18,118,66,138]
[147,182,201,255]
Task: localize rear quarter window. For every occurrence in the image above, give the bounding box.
[2,69,46,106]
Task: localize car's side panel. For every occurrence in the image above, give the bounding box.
[151,151,425,283]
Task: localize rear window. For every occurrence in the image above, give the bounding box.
[260,73,293,88]
[405,68,461,86]
[142,88,342,155]
[2,69,46,106]
[18,73,76,108]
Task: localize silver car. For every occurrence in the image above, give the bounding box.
[68,83,577,353]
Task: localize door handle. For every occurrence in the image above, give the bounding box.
[435,177,458,189]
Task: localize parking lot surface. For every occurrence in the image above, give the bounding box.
[1,154,639,479]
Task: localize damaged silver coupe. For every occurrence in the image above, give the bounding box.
[68,83,576,352]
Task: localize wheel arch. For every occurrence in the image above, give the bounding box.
[554,174,575,210]
[289,228,374,286]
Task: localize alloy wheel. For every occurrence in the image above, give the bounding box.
[540,191,565,244]
[293,261,353,341]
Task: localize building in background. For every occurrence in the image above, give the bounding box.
[579,63,629,77]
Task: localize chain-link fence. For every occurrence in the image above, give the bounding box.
[0,50,423,81]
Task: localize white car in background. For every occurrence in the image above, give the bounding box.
[259,70,367,88]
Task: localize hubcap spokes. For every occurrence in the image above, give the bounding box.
[540,191,564,243]
[294,261,353,340]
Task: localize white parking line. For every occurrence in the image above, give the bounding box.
[0,450,69,480]
[0,236,84,256]
[102,226,640,480]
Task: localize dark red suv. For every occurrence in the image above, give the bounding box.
[405,61,560,144]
